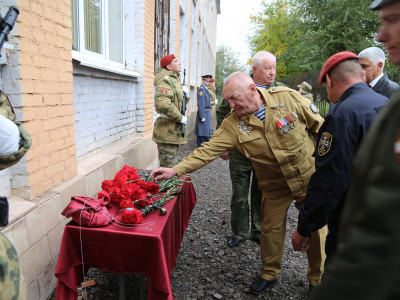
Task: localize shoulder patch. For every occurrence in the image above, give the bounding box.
[199,91,203,96]
[160,88,169,95]
[395,130,400,164]
[318,132,332,156]
[310,103,319,114]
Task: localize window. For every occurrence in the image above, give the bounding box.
[71,0,124,65]
[154,0,170,73]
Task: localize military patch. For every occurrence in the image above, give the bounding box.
[199,91,204,96]
[310,103,319,114]
[160,88,169,95]
[395,130,400,164]
[318,132,332,156]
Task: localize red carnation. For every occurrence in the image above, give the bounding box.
[120,200,134,208]
[121,209,143,224]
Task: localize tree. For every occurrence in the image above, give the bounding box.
[215,45,246,100]
[249,0,382,77]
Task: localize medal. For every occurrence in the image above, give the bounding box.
[280,103,287,113]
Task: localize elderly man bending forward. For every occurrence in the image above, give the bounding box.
[151,72,327,295]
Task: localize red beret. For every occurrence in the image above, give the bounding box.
[318,51,358,84]
[160,54,176,68]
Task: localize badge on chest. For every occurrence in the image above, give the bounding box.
[276,112,299,134]
[238,120,252,136]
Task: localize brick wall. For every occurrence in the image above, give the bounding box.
[143,0,155,135]
[72,63,139,161]
[16,0,76,199]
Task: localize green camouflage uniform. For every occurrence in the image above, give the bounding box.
[216,99,262,240]
[152,68,188,167]
[0,90,32,170]
[0,233,26,299]
[207,87,216,107]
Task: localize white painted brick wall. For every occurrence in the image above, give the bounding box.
[73,62,140,161]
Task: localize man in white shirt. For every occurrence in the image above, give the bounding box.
[358,46,399,98]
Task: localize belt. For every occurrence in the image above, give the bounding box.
[205,107,211,109]
[159,114,169,118]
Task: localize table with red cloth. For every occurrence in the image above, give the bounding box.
[55,180,196,300]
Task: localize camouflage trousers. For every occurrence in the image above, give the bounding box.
[157,143,180,168]
[0,233,26,300]
[229,150,262,240]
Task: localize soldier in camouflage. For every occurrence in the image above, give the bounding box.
[0,233,26,299]
[297,81,314,102]
[152,54,189,167]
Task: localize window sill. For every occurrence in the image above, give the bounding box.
[72,51,142,78]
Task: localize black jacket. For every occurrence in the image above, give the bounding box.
[297,82,389,242]
[372,73,399,98]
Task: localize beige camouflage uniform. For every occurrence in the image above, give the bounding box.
[152,68,189,167]
[0,233,26,299]
[298,81,314,102]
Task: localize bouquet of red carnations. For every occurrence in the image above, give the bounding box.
[97,165,185,224]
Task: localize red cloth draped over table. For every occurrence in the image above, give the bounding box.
[55,180,196,300]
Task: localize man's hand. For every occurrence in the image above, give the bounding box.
[291,229,310,251]
[150,167,177,181]
[201,118,206,122]
[219,151,230,160]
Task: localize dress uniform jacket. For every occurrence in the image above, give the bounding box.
[372,73,399,98]
[297,82,388,256]
[152,68,188,145]
[194,84,212,137]
[309,89,400,300]
[174,87,323,197]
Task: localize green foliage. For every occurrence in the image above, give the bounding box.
[215,45,246,99]
[249,0,382,77]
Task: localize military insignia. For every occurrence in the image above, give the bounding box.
[310,103,319,114]
[160,88,168,95]
[318,132,332,156]
[280,103,287,113]
[395,130,400,164]
[238,120,251,136]
[276,112,298,134]
[199,91,204,96]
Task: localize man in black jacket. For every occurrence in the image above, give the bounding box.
[358,46,399,98]
[291,51,389,264]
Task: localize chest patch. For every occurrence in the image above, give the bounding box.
[318,132,332,156]
[395,130,400,164]
[199,91,204,96]
[160,88,169,95]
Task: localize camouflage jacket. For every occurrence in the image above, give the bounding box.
[207,87,216,107]
[301,92,314,102]
[0,90,32,170]
[152,68,189,145]
[0,233,26,299]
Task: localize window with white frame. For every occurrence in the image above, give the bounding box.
[71,0,124,66]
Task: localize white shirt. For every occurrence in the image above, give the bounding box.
[0,115,20,155]
[369,72,384,88]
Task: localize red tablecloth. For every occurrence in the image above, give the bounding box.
[55,180,196,300]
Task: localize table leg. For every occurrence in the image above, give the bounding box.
[139,274,146,300]
[119,273,126,300]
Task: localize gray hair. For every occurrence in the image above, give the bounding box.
[251,51,276,67]
[358,47,386,68]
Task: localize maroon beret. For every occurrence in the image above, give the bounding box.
[318,51,358,84]
[160,54,176,68]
